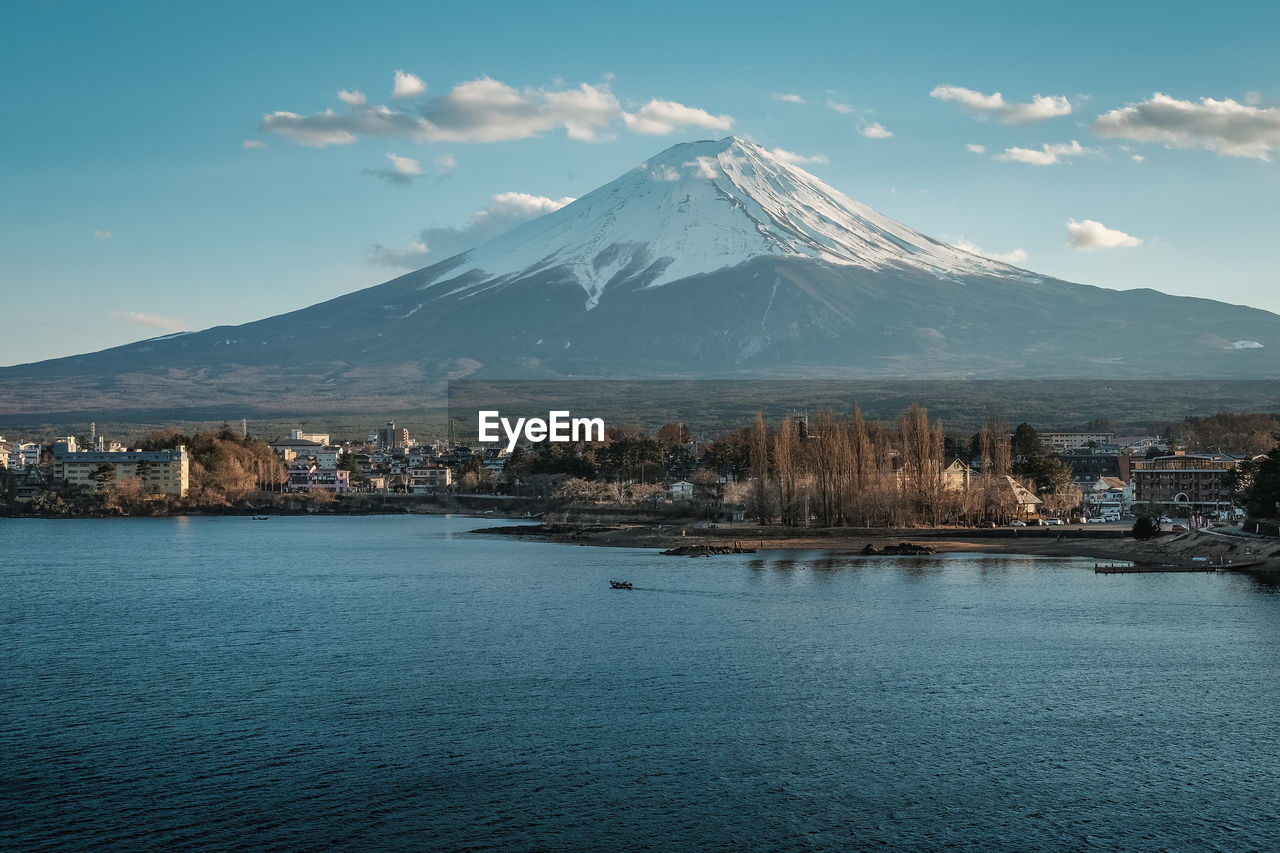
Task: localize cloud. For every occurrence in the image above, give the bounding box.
[650,164,682,181]
[1131,154,1144,163]
[622,99,733,135]
[930,85,1072,124]
[391,70,427,99]
[768,147,829,165]
[773,93,805,104]
[262,76,622,146]
[93,229,111,239]
[860,122,893,139]
[337,89,367,106]
[952,238,1028,265]
[364,152,424,185]
[1066,219,1142,250]
[965,143,985,154]
[434,153,457,176]
[263,76,737,147]
[684,156,719,179]
[1091,92,1280,160]
[367,191,575,267]
[826,99,854,114]
[112,311,187,332]
[242,139,267,150]
[995,139,1092,165]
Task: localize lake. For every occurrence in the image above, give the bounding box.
[3,515,1279,850]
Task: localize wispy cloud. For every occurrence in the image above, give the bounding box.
[995,139,1092,165]
[826,99,854,114]
[768,147,829,165]
[367,191,575,267]
[93,229,112,239]
[1091,92,1280,160]
[112,311,187,332]
[337,89,367,106]
[1066,218,1143,250]
[965,143,985,154]
[241,139,267,150]
[363,152,424,185]
[860,122,893,139]
[391,70,427,99]
[622,100,733,135]
[951,238,1028,265]
[930,85,1072,124]
[773,93,805,104]
[434,153,457,176]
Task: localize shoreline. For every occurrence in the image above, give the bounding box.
[477,521,1280,572]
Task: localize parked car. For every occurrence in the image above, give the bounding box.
[1009,520,1026,527]
[976,521,997,528]
[1044,518,1063,525]
[1028,518,1045,526]
[1087,516,1108,523]
[1171,524,1188,533]
[1158,516,1173,524]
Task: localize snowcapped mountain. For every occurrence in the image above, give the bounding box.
[3,136,1279,417]
[432,137,1021,309]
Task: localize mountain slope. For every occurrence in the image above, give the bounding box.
[2,137,1277,417]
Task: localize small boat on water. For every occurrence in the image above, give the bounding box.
[609,580,633,590]
[253,516,270,521]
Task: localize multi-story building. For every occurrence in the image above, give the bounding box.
[410,464,452,493]
[1055,452,1130,488]
[0,437,10,470]
[14,442,42,470]
[52,446,190,497]
[1130,454,1238,516]
[286,428,331,445]
[269,436,324,462]
[286,464,350,493]
[1040,432,1117,453]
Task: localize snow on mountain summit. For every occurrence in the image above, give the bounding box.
[427,137,1022,308]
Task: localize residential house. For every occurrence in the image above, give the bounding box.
[287,464,350,493]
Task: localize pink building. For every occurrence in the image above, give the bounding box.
[287,464,351,493]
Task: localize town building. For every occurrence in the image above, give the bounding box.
[1130,454,1239,516]
[410,464,452,493]
[52,446,190,497]
[1055,452,1130,488]
[0,437,10,470]
[287,428,331,445]
[286,464,350,493]
[1039,432,1117,453]
[269,436,324,462]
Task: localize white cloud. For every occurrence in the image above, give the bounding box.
[995,139,1092,165]
[93,229,111,239]
[650,164,682,181]
[773,93,805,104]
[112,311,187,332]
[952,238,1028,265]
[966,143,985,154]
[242,139,267,149]
[364,241,430,267]
[263,76,622,146]
[364,152,423,185]
[391,70,427,99]
[367,192,575,267]
[767,147,828,165]
[387,153,421,175]
[622,99,733,135]
[930,85,1072,124]
[684,156,719,179]
[435,153,457,176]
[337,89,367,106]
[1245,91,1262,106]
[1091,92,1280,160]
[1131,154,1145,163]
[860,122,893,139]
[1066,219,1143,250]
[826,99,854,114]
[264,76,737,147]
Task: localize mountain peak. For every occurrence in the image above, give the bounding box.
[430,137,1026,309]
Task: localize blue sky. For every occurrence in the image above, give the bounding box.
[3,0,1278,365]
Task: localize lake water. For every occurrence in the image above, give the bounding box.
[3,515,1280,851]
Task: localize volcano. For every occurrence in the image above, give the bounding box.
[2,137,1278,417]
